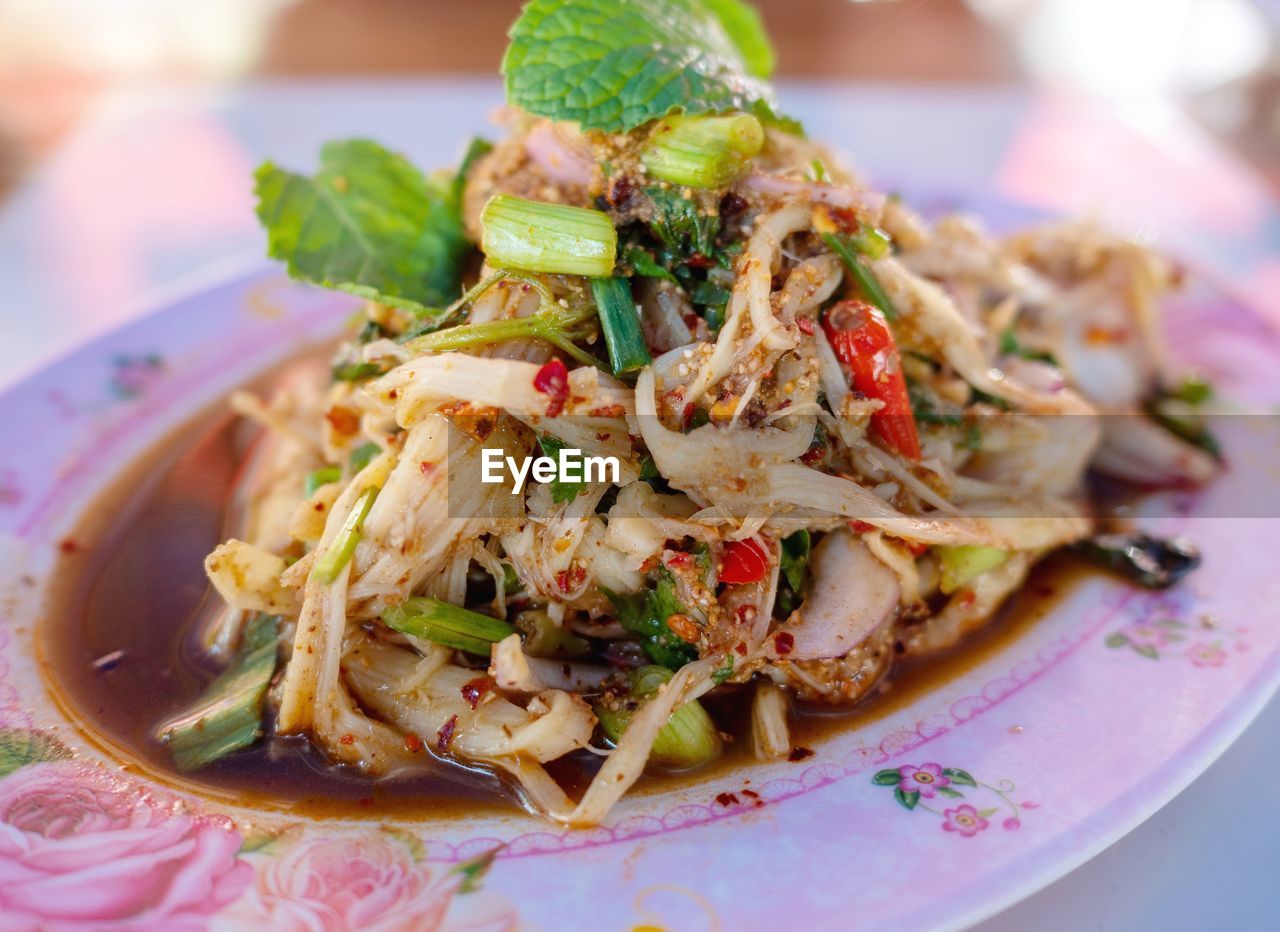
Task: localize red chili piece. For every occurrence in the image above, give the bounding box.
[719,538,769,585]
[823,299,921,460]
[532,358,569,417]
[435,714,458,753]
[460,677,491,710]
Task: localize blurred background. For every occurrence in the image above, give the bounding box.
[1,0,1278,196]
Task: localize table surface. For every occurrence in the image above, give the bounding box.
[2,80,1277,930]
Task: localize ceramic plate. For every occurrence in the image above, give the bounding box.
[2,199,1278,931]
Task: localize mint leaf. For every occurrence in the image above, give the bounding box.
[603,570,698,669]
[255,140,469,313]
[702,0,774,76]
[503,0,784,132]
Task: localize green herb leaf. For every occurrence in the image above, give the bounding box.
[907,383,964,426]
[872,768,903,786]
[895,786,920,810]
[503,0,784,133]
[998,327,1058,366]
[780,529,810,593]
[712,654,735,685]
[255,140,470,314]
[626,246,679,283]
[537,435,587,503]
[453,136,494,203]
[603,570,698,669]
[647,186,721,260]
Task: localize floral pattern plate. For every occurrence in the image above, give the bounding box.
[2,212,1279,931]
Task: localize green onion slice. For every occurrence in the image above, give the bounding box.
[590,276,651,376]
[158,614,279,771]
[596,665,722,770]
[640,113,764,188]
[313,485,378,584]
[304,466,342,497]
[481,194,617,278]
[383,597,516,655]
[822,232,898,321]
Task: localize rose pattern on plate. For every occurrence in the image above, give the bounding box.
[218,833,516,932]
[873,763,1037,837]
[1105,593,1247,663]
[0,733,252,930]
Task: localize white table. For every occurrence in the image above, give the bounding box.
[3,81,1276,929]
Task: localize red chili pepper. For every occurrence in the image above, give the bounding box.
[823,299,921,460]
[719,538,769,585]
[532,358,569,417]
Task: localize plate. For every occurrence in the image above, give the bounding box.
[2,203,1278,930]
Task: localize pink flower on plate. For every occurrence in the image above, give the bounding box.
[222,834,514,932]
[0,761,251,930]
[1121,622,1169,651]
[1186,641,1227,668]
[942,804,989,837]
[897,763,950,798]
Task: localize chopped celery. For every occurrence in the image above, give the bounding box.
[640,113,764,188]
[158,614,279,771]
[822,232,898,321]
[938,545,1009,594]
[383,597,516,655]
[313,485,378,583]
[481,194,617,277]
[596,665,721,770]
[304,466,342,497]
[590,276,652,376]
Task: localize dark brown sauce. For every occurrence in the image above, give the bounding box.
[39,392,1093,820]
